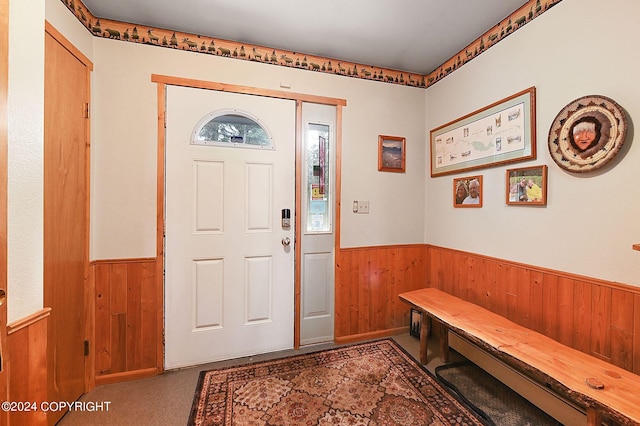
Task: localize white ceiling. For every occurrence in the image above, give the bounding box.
[80,0,529,75]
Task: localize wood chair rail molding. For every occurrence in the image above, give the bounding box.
[6,308,51,334]
[338,243,426,252]
[61,0,562,88]
[90,257,156,265]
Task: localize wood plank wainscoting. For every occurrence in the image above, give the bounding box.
[90,245,640,384]
[334,244,428,342]
[6,309,51,426]
[426,245,640,375]
[92,258,159,385]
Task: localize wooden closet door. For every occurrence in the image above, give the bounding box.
[44,26,90,425]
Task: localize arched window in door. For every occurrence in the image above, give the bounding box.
[192,109,274,149]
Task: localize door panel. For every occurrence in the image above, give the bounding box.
[165,86,295,368]
[193,160,224,232]
[302,252,333,317]
[193,259,223,328]
[245,256,272,322]
[44,29,89,424]
[246,163,273,231]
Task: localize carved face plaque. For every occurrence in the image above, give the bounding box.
[548,95,627,173]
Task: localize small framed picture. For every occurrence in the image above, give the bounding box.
[506,165,547,205]
[453,175,483,207]
[378,135,406,173]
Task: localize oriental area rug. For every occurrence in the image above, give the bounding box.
[188,338,485,425]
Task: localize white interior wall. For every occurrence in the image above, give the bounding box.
[425,0,640,287]
[89,38,426,259]
[7,0,45,322]
[13,0,425,322]
[6,0,92,322]
[20,0,638,324]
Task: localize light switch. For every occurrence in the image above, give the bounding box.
[357,201,369,214]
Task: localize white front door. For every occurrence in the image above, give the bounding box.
[164,86,296,369]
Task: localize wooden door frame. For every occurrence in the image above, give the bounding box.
[44,21,94,392]
[152,74,345,370]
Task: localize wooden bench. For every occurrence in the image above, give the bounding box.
[399,287,640,426]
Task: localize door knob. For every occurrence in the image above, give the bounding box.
[281,237,291,246]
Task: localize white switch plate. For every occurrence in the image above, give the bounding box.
[357,201,369,214]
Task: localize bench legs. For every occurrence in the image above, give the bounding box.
[439,323,449,363]
[419,313,450,364]
[586,408,602,426]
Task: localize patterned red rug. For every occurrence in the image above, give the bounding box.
[188,338,485,425]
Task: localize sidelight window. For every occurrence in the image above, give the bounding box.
[305,123,331,233]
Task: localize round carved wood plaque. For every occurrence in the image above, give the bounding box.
[548,95,627,173]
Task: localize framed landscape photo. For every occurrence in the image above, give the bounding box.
[378,135,406,172]
[506,165,547,205]
[453,175,483,208]
[430,87,536,177]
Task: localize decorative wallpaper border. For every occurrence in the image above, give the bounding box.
[63,0,562,88]
[425,0,562,86]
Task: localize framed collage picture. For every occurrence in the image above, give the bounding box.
[431,87,536,177]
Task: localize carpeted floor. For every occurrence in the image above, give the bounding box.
[189,338,485,425]
[435,361,560,426]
